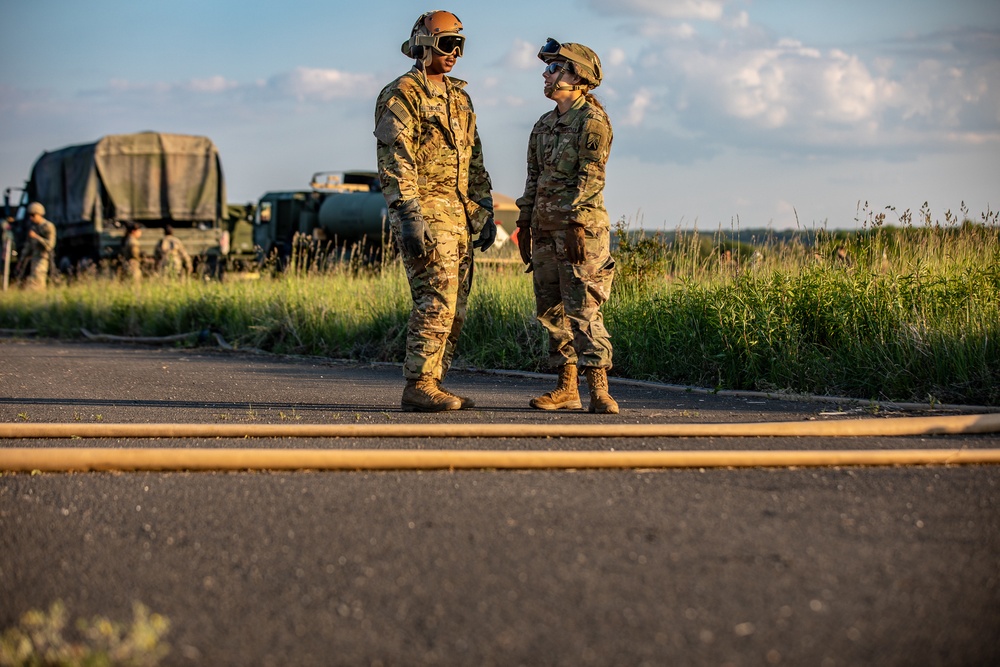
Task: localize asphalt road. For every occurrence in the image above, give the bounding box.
[1,339,998,666]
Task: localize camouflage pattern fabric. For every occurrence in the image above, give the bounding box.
[532,227,615,369]
[516,95,613,232]
[155,235,192,277]
[121,235,142,282]
[22,218,56,290]
[375,68,493,234]
[398,228,474,379]
[375,67,493,380]
[518,95,615,369]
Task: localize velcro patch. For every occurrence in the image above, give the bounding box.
[387,97,412,125]
[586,133,601,151]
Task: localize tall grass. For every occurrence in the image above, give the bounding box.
[2,209,998,405]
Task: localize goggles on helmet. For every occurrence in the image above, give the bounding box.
[412,33,466,57]
[538,38,584,65]
[538,37,599,81]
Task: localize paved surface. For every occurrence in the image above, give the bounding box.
[1,339,998,666]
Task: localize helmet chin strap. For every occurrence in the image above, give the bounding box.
[544,70,588,98]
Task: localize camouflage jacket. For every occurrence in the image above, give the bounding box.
[374,67,493,234]
[122,235,142,261]
[24,219,56,258]
[155,235,192,271]
[516,95,613,232]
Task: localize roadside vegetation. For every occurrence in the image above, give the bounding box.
[2,204,998,405]
[0,601,170,667]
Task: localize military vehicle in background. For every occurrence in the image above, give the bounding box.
[16,131,237,273]
[253,171,519,266]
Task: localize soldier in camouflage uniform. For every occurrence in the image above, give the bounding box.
[21,202,57,291]
[121,223,143,282]
[516,39,619,414]
[154,225,193,277]
[374,10,496,412]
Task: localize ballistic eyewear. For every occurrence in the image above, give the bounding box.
[539,38,562,58]
[413,33,466,57]
[544,61,570,75]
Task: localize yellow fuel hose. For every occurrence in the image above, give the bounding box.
[0,446,998,472]
[0,413,998,439]
[0,413,998,471]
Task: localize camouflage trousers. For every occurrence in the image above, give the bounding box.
[24,255,50,290]
[532,227,615,369]
[399,227,474,380]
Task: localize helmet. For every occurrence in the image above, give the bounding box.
[537,38,603,88]
[401,10,465,64]
[27,201,45,216]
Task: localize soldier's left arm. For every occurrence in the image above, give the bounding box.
[38,224,56,253]
[567,113,613,227]
[468,124,493,207]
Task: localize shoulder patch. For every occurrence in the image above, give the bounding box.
[387,97,412,126]
[582,118,609,154]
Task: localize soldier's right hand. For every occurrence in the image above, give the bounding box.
[396,200,434,257]
[517,226,532,265]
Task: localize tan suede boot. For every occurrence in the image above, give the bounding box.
[436,379,476,409]
[402,375,462,412]
[529,364,583,410]
[584,367,619,414]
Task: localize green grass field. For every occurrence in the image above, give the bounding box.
[3,210,998,406]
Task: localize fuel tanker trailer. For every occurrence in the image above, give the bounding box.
[254,171,518,267]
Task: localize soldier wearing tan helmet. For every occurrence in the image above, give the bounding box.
[374,10,496,412]
[21,201,56,290]
[516,38,619,414]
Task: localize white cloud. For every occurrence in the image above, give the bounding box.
[606,47,628,67]
[186,76,239,93]
[501,38,539,70]
[605,23,1000,160]
[623,88,654,126]
[267,67,378,102]
[586,0,726,21]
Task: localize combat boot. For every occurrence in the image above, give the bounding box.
[529,364,583,410]
[436,379,476,409]
[584,367,619,414]
[402,375,462,412]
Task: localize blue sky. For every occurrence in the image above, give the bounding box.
[2,0,998,230]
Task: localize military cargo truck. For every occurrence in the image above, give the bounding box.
[20,131,233,272]
[253,170,518,266]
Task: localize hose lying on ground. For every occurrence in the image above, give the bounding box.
[1,413,998,440]
[1,447,998,472]
[0,414,998,471]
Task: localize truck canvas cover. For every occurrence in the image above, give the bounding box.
[29,132,227,237]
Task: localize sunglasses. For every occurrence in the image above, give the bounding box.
[544,61,570,75]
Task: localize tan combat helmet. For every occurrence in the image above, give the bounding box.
[537,37,603,89]
[27,202,45,216]
[401,10,466,67]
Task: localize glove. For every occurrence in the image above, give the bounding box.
[473,217,496,252]
[517,226,532,265]
[566,224,586,264]
[395,199,433,257]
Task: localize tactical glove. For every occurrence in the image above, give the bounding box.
[517,226,532,265]
[566,224,586,264]
[473,217,497,252]
[395,199,433,257]
[472,197,496,251]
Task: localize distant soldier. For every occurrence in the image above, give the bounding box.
[154,225,192,277]
[121,223,143,282]
[21,202,57,290]
[516,39,618,414]
[374,10,496,412]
